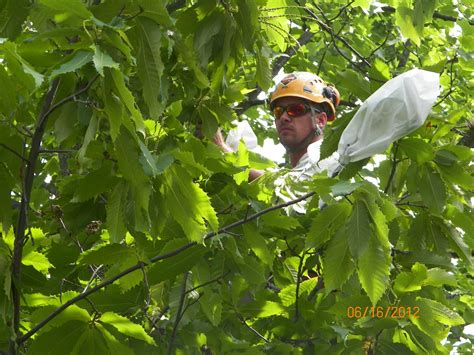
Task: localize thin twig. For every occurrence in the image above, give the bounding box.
[185,272,230,295]
[383,143,399,194]
[82,265,103,293]
[237,313,270,343]
[39,149,78,154]
[167,272,189,355]
[0,143,28,162]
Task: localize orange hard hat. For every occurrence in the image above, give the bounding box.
[269,72,340,121]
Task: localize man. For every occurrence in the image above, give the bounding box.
[215,71,340,184]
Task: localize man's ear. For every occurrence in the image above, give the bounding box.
[316,112,328,127]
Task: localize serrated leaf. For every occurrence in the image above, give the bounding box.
[358,236,390,305]
[347,200,371,259]
[395,7,420,46]
[199,291,222,326]
[106,182,128,243]
[148,240,206,284]
[399,138,434,164]
[100,312,156,345]
[419,167,446,214]
[323,228,355,291]
[115,128,150,212]
[27,321,89,355]
[306,203,351,249]
[72,164,119,202]
[79,243,133,265]
[96,323,134,355]
[93,45,119,76]
[418,298,465,326]
[394,262,428,294]
[164,165,218,242]
[70,326,109,355]
[39,0,92,19]
[424,268,457,287]
[135,17,164,119]
[51,51,93,78]
[22,250,54,275]
[243,224,273,267]
[255,46,272,91]
[445,227,473,267]
[279,278,317,307]
[109,68,145,135]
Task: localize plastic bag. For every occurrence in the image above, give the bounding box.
[337,68,440,164]
[225,120,258,152]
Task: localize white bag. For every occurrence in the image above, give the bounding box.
[225,120,258,152]
[337,68,440,164]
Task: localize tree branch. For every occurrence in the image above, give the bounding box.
[381,6,474,25]
[304,8,371,66]
[11,75,99,349]
[18,190,315,345]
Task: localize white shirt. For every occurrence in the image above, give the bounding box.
[274,140,340,214]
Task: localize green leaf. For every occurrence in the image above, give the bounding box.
[347,200,372,259]
[51,51,93,78]
[424,268,457,287]
[147,240,206,284]
[106,182,128,243]
[395,7,420,46]
[243,224,273,267]
[164,165,218,242]
[96,323,134,355]
[394,262,428,294]
[445,227,473,267]
[135,17,164,119]
[72,164,119,202]
[79,243,133,265]
[419,166,446,214]
[199,291,222,326]
[27,321,90,355]
[92,45,119,76]
[417,298,465,326]
[70,326,109,355]
[100,312,156,345]
[115,128,150,211]
[323,228,355,291]
[358,236,390,305]
[255,46,272,91]
[109,68,146,135]
[399,138,434,164]
[22,250,53,275]
[306,203,350,249]
[39,0,92,20]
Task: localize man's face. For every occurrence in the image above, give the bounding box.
[273,97,325,151]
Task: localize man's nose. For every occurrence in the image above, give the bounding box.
[279,111,292,122]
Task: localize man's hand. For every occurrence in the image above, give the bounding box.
[213,128,233,153]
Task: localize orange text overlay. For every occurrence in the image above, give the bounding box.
[346,306,420,319]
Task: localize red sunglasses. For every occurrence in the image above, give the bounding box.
[272,103,320,120]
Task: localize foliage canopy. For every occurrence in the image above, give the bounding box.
[0,0,473,354]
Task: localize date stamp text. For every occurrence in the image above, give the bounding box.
[346,306,420,319]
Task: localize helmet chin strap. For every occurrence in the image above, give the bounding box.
[285,107,323,153]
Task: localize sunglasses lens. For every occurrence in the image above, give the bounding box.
[273,106,283,119]
[287,103,307,117]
